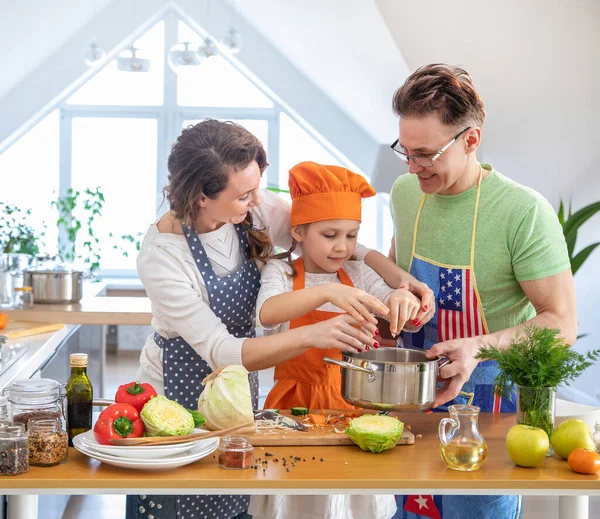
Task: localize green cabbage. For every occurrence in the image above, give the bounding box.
[140,396,195,436]
[198,365,254,430]
[345,414,404,453]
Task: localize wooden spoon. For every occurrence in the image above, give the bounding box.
[109,422,256,446]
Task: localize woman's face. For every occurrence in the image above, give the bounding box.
[200,160,262,227]
[293,219,360,274]
[398,114,478,195]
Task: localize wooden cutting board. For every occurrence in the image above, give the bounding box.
[1,320,64,340]
[247,409,415,446]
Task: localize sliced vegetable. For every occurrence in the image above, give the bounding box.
[291,407,308,416]
[140,395,195,436]
[93,403,145,445]
[345,414,404,453]
[115,381,158,412]
[198,365,254,430]
[309,414,327,426]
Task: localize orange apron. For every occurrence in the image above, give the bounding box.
[263,257,355,410]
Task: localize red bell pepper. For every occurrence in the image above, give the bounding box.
[93,403,145,445]
[115,381,157,412]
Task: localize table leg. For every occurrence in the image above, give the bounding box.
[7,495,38,519]
[559,496,588,519]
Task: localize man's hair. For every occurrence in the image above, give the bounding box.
[392,63,486,128]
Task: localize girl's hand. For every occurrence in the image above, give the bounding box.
[323,283,389,325]
[305,314,378,354]
[387,288,421,336]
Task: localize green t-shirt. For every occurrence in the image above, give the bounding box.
[390,164,570,334]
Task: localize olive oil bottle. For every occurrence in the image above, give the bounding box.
[66,353,93,446]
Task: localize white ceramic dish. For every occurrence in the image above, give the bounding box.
[77,429,200,460]
[555,398,600,430]
[73,434,219,471]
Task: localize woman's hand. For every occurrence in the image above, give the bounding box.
[323,283,389,325]
[425,336,485,407]
[304,313,378,354]
[387,288,421,336]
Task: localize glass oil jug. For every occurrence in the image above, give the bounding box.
[439,404,487,471]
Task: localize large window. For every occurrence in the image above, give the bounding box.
[0,11,369,275]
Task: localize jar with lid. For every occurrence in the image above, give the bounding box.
[0,395,9,421]
[0,424,29,476]
[13,286,34,309]
[28,419,68,466]
[3,379,67,434]
[594,421,600,453]
[218,435,254,469]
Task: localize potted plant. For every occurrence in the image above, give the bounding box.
[476,325,600,439]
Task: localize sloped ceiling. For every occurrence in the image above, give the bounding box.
[376,0,599,198]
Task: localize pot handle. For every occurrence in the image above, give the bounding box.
[323,357,376,383]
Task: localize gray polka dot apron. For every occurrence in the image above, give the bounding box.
[127,222,260,519]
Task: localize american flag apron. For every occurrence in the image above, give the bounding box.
[395,170,522,519]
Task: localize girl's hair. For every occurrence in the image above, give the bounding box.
[392,63,486,128]
[165,119,272,263]
[272,238,300,277]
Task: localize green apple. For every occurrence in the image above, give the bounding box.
[506,424,549,467]
[550,419,595,459]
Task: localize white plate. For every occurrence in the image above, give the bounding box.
[73,435,219,471]
[76,429,207,460]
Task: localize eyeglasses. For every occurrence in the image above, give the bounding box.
[390,127,471,168]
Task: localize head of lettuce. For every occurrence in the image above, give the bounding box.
[140,395,195,436]
[198,365,254,430]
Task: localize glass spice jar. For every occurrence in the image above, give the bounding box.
[28,419,68,466]
[218,435,254,470]
[4,379,67,433]
[0,424,29,476]
[0,395,8,421]
[594,421,600,454]
[13,286,34,309]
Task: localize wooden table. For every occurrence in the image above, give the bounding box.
[2,413,598,519]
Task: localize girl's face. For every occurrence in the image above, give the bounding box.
[293,219,360,274]
[199,160,262,229]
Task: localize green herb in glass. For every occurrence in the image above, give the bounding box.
[66,353,93,446]
[476,325,600,437]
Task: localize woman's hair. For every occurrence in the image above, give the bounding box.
[165,119,272,263]
[392,64,486,128]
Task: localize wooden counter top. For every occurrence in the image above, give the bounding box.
[4,296,152,326]
[2,413,599,495]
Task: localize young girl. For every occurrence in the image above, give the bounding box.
[249,161,428,519]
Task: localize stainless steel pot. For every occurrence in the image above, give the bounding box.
[23,264,83,304]
[323,348,449,411]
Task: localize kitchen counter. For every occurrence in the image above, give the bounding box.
[3,279,152,326]
[1,414,597,517]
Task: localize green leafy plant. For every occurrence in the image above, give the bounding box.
[52,188,104,274]
[477,325,600,436]
[557,199,600,275]
[0,202,42,255]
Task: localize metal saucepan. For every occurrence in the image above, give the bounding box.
[323,348,450,411]
[23,264,83,304]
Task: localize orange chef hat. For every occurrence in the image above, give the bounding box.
[289,161,376,227]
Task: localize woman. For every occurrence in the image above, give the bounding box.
[381,64,577,519]
[129,119,433,519]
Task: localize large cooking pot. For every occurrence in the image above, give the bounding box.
[323,348,449,411]
[23,263,83,304]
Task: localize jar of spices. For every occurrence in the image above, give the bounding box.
[0,395,9,420]
[3,379,67,433]
[0,424,29,476]
[13,286,34,309]
[28,419,68,466]
[594,421,600,454]
[218,435,254,470]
